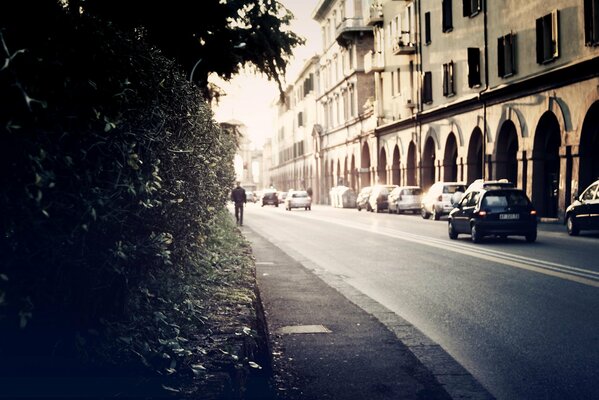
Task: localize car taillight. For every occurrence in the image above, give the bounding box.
[437,195,443,201]
[530,210,537,216]
[478,210,487,218]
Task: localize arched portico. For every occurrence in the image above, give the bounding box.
[392,145,400,185]
[579,101,599,191]
[361,142,372,187]
[495,120,519,185]
[467,127,483,184]
[443,132,458,182]
[422,137,436,190]
[378,147,388,184]
[532,112,561,218]
[406,141,417,186]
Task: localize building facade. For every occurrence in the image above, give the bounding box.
[270,0,599,221]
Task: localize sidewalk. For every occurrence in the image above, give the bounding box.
[246,227,494,400]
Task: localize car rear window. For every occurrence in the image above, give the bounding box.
[443,185,466,194]
[293,192,308,198]
[403,188,422,195]
[482,191,529,208]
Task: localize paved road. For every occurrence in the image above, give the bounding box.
[242,202,599,400]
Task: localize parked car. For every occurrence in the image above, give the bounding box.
[261,190,278,207]
[356,186,372,211]
[277,191,288,205]
[448,188,538,243]
[367,185,398,213]
[421,182,466,220]
[565,179,599,236]
[246,191,256,203]
[285,190,312,211]
[388,186,423,214]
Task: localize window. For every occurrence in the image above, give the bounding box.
[497,32,516,78]
[297,112,303,127]
[396,68,401,96]
[443,61,455,97]
[422,71,433,104]
[425,12,431,44]
[582,183,598,200]
[536,10,560,64]
[442,0,453,33]
[462,0,481,18]
[584,0,599,46]
[467,48,481,88]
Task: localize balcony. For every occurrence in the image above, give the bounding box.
[392,37,416,55]
[365,5,384,26]
[335,18,373,47]
[364,50,385,74]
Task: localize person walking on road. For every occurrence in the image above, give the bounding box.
[231,181,247,226]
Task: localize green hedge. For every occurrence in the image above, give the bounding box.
[0,2,237,334]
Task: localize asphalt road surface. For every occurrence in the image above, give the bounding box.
[241,202,599,400]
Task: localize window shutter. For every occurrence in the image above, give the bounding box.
[497,37,505,77]
[425,12,431,44]
[467,48,481,87]
[536,17,544,64]
[506,33,515,75]
[551,9,560,58]
[463,0,471,17]
[423,72,433,104]
[442,0,453,32]
[443,64,449,96]
[449,61,455,95]
[594,0,599,45]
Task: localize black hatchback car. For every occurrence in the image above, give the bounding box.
[448,188,537,243]
[261,191,279,207]
[565,179,599,235]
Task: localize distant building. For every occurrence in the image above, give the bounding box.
[270,0,599,221]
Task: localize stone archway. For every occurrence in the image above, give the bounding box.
[392,145,401,185]
[579,101,599,191]
[378,147,388,184]
[343,156,349,187]
[532,112,561,218]
[350,154,356,191]
[422,137,436,190]
[443,132,458,182]
[467,127,483,184]
[407,141,417,186]
[361,142,371,187]
[495,120,519,184]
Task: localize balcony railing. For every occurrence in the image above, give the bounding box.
[335,18,372,47]
[365,5,384,26]
[392,37,416,55]
[364,50,385,74]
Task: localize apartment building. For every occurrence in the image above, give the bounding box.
[269,0,599,219]
[271,56,320,198]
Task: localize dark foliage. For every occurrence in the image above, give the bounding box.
[79,0,305,99]
[0,0,236,340]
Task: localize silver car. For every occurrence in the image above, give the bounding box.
[284,190,312,211]
[421,182,466,220]
[388,186,423,214]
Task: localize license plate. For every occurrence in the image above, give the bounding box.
[500,213,519,220]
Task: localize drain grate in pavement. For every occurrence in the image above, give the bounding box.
[277,325,332,334]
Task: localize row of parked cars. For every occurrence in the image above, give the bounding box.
[355,178,599,243]
[259,189,312,211]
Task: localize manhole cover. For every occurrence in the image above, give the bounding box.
[277,325,332,334]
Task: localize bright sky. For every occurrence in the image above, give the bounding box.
[211,0,321,150]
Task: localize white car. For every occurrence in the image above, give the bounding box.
[421,182,466,220]
[284,190,312,211]
[388,186,423,214]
